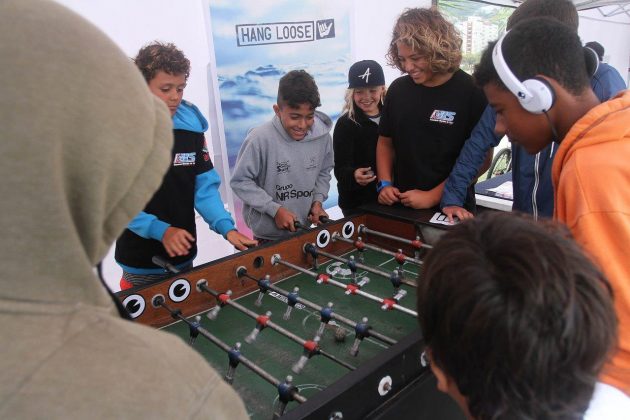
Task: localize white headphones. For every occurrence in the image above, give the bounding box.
[492,31,556,114]
[584,46,600,77]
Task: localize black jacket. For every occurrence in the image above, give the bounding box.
[333,109,379,211]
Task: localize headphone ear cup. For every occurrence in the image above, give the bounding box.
[521,77,555,114]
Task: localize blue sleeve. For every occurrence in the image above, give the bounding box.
[591,65,626,102]
[195,169,236,237]
[127,211,170,241]
[441,106,502,208]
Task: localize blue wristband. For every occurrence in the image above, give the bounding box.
[376,180,392,193]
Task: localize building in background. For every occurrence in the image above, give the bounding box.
[458,16,499,54]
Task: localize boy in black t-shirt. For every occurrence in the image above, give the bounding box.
[115,42,256,289]
[376,8,486,210]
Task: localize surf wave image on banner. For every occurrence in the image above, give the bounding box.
[208,0,351,233]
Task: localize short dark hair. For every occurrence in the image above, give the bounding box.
[585,41,605,61]
[134,42,190,83]
[474,18,590,96]
[507,0,578,31]
[277,70,321,109]
[417,212,617,420]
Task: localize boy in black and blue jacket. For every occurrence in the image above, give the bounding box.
[116,42,256,289]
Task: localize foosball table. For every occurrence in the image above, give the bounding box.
[116,205,466,419]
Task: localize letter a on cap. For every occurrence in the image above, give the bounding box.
[358,68,371,84]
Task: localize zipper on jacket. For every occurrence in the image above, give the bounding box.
[532,152,540,220]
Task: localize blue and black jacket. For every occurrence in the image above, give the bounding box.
[115,100,235,274]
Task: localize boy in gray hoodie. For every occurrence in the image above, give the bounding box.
[231,70,334,241]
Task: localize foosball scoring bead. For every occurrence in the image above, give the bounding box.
[225,342,242,384]
[188,315,202,346]
[316,302,334,337]
[245,311,272,344]
[350,317,371,357]
[283,287,300,321]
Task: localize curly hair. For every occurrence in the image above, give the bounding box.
[134,41,190,83]
[277,70,321,109]
[417,212,617,420]
[340,86,386,124]
[386,8,462,74]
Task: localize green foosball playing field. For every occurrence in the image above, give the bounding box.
[161,248,420,419]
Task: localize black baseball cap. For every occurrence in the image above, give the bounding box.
[348,60,385,88]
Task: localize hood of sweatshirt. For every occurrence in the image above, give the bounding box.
[553,90,630,184]
[0,3,251,418]
[0,0,173,312]
[173,99,209,133]
[272,109,333,144]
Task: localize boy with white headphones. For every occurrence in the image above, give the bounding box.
[474,16,630,397]
[440,0,626,222]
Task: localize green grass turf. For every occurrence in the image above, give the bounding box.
[162,249,420,419]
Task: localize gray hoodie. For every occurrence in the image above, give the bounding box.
[231,111,334,240]
[0,1,247,418]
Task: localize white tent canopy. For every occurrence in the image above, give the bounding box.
[474,0,630,16]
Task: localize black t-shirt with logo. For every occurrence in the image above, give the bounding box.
[379,70,487,192]
[115,129,213,269]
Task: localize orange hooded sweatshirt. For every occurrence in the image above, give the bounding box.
[553,89,630,396]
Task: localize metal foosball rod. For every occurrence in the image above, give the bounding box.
[196,280,356,373]
[303,243,417,288]
[271,254,418,318]
[236,267,397,346]
[357,224,433,250]
[150,295,307,415]
[331,232,423,266]
[293,215,331,233]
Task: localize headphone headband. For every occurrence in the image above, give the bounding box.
[491,31,555,114]
[492,32,533,103]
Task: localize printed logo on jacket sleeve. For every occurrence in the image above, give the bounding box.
[173,152,196,166]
